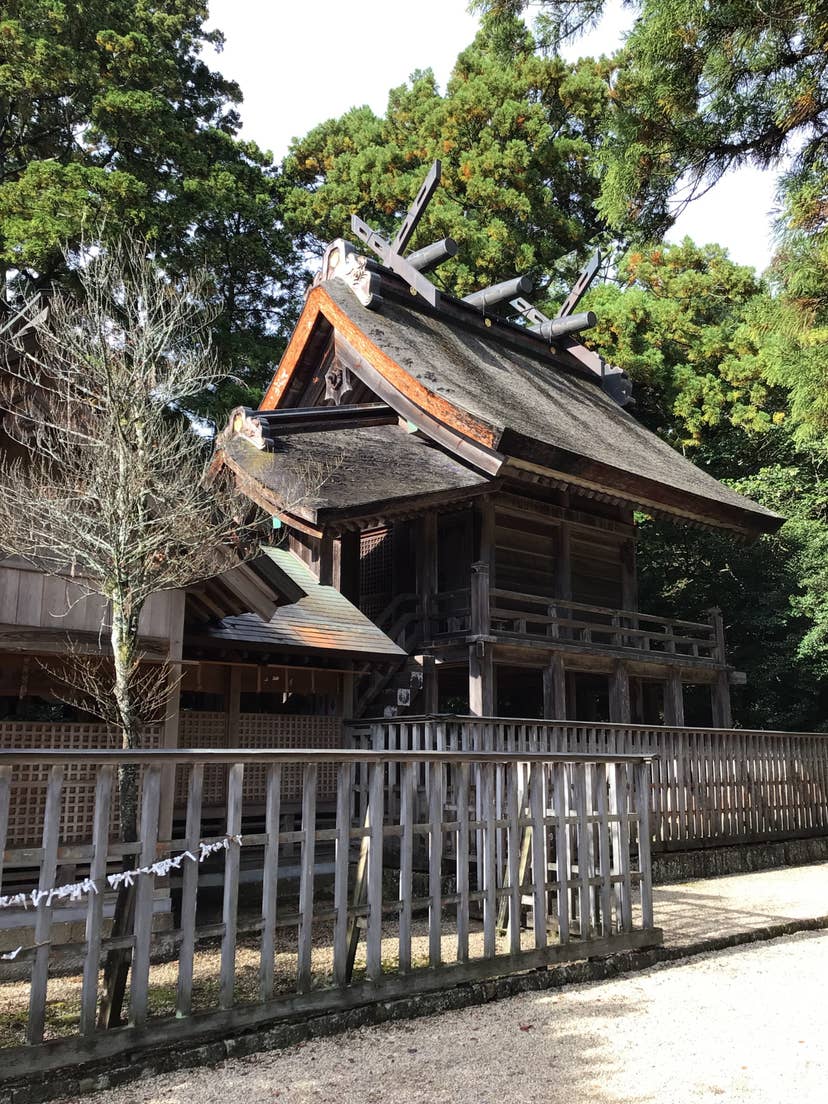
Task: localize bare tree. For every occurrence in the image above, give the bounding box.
[0,238,270,1023]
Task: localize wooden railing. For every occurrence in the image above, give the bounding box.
[0,746,659,1077]
[488,590,721,661]
[350,717,828,852]
[428,569,723,663]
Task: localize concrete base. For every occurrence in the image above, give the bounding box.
[652,835,828,884]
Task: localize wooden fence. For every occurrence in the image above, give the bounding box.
[0,746,659,1078]
[350,718,828,852]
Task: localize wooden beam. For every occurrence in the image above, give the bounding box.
[556,522,572,601]
[339,530,360,603]
[664,671,685,727]
[319,531,336,587]
[421,655,438,714]
[712,670,733,729]
[620,538,637,613]
[417,512,438,640]
[543,653,567,720]
[609,661,631,724]
[468,643,494,716]
[477,497,495,572]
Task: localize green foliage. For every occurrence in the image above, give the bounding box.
[639,454,828,732]
[0,1,300,412]
[595,1,828,239]
[282,19,612,296]
[582,239,781,447]
[582,236,828,729]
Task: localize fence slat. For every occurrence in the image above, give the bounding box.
[506,762,522,955]
[219,763,244,1010]
[428,758,444,967]
[528,761,547,950]
[455,761,471,963]
[260,764,282,1001]
[481,762,497,958]
[636,760,655,931]
[27,765,64,1044]
[297,763,318,994]
[130,765,162,1027]
[553,763,570,944]
[365,761,384,982]
[398,761,416,973]
[176,763,204,1016]
[595,762,612,938]
[80,765,114,1035]
[0,765,11,894]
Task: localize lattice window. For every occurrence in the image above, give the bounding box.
[0,722,161,847]
[175,712,343,810]
[238,714,342,802]
[359,528,392,621]
[177,712,229,808]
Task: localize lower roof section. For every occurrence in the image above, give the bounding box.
[187,548,405,663]
[222,421,488,527]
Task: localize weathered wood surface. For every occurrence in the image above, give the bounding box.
[0,744,658,1071]
[428,580,722,663]
[352,717,828,853]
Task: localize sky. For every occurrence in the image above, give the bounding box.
[205,0,778,274]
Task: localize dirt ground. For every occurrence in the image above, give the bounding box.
[54,930,828,1104]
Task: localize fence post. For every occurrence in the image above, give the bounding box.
[635,760,655,930]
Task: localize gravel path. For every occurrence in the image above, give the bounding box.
[62,929,828,1104]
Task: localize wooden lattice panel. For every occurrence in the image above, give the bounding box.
[176,712,228,808]
[359,528,392,620]
[175,712,343,811]
[238,714,343,802]
[0,722,161,847]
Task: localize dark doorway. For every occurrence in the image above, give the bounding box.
[438,665,469,714]
[685,683,714,727]
[632,679,666,725]
[496,666,543,719]
[571,672,611,722]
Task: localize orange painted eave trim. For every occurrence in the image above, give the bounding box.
[259,288,326,411]
[258,285,500,451]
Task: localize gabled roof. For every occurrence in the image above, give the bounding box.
[222,419,488,529]
[188,548,405,661]
[215,258,781,537]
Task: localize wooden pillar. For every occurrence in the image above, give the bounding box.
[664,670,685,727]
[620,539,637,612]
[339,530,360,604]
[469,643,494,717]
[542,653,567,720]
[225,665,242,743]
[417,512,437,639]
[319,530,337,587]
[159,588,185,843]
[470,560,491,638]
[477,497,495,571]
[609,661,631,723]
[556,522,572,601]
[421,655,438,714]
[712,671,733,729]
[707,606,727,664]
[707,607,732,728]
[342,669,355,720]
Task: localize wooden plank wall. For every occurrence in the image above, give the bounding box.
[0,560,174,640]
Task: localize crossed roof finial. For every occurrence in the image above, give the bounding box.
[350,160,452,309]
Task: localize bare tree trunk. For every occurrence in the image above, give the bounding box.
[98,599,143,1029]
